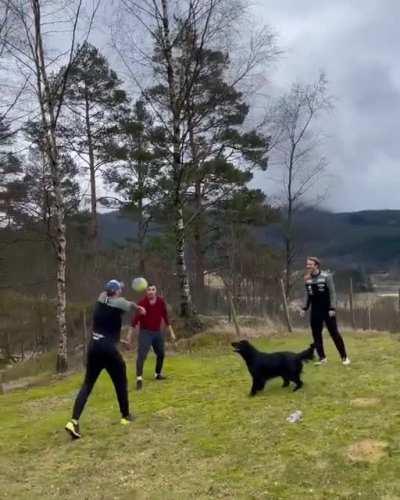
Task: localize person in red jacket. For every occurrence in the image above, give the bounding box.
[128,283,176,391]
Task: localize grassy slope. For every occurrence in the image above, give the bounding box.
[1,332,400,500]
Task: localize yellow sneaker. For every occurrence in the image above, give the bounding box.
[120,414,135,425]
[65,419,81,439]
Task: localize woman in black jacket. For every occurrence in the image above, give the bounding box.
[302,257,350,366]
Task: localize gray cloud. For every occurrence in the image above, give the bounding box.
[253,0,400,211]
[88,1,399,212]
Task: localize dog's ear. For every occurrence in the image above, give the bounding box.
[238,339,252,349]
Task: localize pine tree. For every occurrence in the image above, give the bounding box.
[117,0,275,317]
[0,119,24,226]
[62,42,127,244]
[103,99,164,273]
[148,25,269,297]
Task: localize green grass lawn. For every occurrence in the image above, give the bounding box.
[1,331,400,499]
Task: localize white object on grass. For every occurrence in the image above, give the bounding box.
[287,410,303,423]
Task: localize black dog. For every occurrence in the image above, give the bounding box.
[232,340,315,396]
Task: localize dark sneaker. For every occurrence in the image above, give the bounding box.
[65,420,81,439]
[136,379,143,391]
[155,374,167,380]
[120,414,135,425]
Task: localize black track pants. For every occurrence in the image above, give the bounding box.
[310,310,347,360]
[72,339,130,419]
[136,329,165,377]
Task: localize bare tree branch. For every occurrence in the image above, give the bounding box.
[265,72,332,297]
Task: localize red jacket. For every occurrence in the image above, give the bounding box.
[131,296,169,331]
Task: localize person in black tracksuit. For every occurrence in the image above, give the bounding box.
[65,280,146,439]
[302,257,350,365]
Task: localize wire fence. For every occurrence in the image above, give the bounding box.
[1,283,400,366]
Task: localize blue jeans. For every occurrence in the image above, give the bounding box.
[136,329,165,377]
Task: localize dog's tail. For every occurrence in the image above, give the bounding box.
[296,343,315,363]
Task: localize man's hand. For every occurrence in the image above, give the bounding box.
[120,339,132,351]
[137,305,146,316]
[328,309,336,318]
[168,325,177,342]
[122,327,135,351]
[299,309,306,319]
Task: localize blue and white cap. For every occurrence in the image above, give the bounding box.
[105,279,123,293]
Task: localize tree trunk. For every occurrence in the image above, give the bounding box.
[54,197,68,373]
[84,87,98,244]
[175,201,192,317]
[33,0,68,372]
[228,291,241,338]
[229,222,238,302]
[193,223,205,291]
[136,138,146,274]
[4,332,12,362]
[41,135,68,373]
[188,116,205,295]
[280,278,293,332]
[137,194,146,275]
[285,232,293,298]
[193,180,205,294]
[285,144,295,299]
[160,0,193,317]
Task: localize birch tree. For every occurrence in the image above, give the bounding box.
[268,73,332,298]
[2,0,98,371]
[115,0,276,317]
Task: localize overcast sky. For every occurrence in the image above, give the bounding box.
[249,0,400,212]
[85,1,400,213]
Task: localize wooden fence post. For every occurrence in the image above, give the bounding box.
[349,278,356,329]
[229,294,241,339]
[367,301,372,331]
[280,279,293,333]
[222,278,241,338]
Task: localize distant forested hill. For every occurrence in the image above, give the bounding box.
[98,209,400,271]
